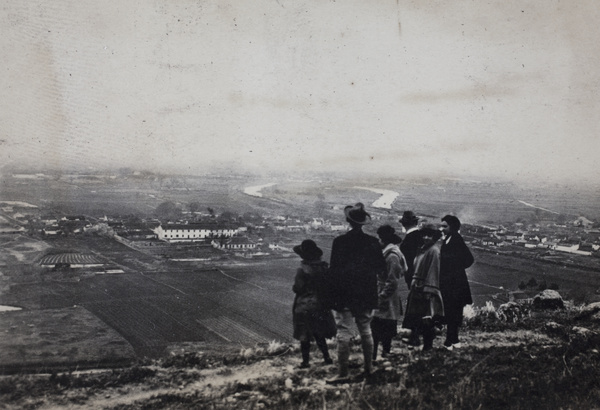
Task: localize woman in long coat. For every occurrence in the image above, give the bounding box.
[371,225,408,360]
[292,240,336,368]
[440,215,474,350]
[402,224,444,351]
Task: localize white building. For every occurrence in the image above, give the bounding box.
[154,223,239,243]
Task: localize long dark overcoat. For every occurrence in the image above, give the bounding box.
[327,228,386,312]
[439,233,474,310]
[400,229,423,288]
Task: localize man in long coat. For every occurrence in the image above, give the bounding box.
[326,203,386,383]
[439,215,474,350]
[399,211,423,289]
[399,211,423,346]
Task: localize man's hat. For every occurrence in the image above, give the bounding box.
[293,239,323,261]
[344,203,371,225]
[399,211,419,225]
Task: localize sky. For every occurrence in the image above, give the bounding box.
[1,0,599,184]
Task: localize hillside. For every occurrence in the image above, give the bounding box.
[1,295,600,409]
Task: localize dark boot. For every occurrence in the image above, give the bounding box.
[300,341,310,367]
[422,326,435,351]
[315,336,333,364]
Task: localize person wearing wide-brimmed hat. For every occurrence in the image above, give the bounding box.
[325,203,386,384]
[292,239,336,368]
[371,225,407,361]
[439,215,474,351]
[402,223,445,351]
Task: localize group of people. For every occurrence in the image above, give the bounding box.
[291,203,474,384]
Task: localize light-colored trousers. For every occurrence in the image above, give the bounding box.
[334,308,374,377]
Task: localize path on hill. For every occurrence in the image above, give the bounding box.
[39,328,561,409]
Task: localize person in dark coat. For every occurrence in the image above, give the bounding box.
[439,215,474,350]
[399,211,423,289]
[326,203,386,384]
[402,224,444,351]
[292,240,336,368]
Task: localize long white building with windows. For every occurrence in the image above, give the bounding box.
[154,223,239,243]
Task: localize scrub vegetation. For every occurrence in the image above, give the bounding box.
[1,300,599,409]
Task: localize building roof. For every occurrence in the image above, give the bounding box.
[161,223,236,230]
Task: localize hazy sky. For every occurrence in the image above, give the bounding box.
[1,0,599,183]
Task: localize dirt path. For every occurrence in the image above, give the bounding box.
[30,328,558,409]
[58,358,288,409]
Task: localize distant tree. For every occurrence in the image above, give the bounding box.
[189,202,200,214]
[155,201,181,221]
[220,210,238,222]
[518,281,527,290]
[549,283,559,290]
[527,277,538,288]
[85,223,115,238]
[207,207,215,217]
[537,280,548,291]
[125,214,142,225]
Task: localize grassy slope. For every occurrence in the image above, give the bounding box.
[1,304,599,409]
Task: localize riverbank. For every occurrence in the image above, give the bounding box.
[354,186,399,209]
[243,183,277,198]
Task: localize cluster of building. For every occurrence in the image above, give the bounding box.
[4,198,599,261]
[462,222,600,257]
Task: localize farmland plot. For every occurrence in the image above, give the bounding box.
[16,257,300,358]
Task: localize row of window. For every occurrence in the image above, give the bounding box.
[162,229,236,234]
[168,234,234,238]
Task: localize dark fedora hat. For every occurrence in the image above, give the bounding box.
[293,239,323,261]
[344,202,371,225]
[399,211,420,225]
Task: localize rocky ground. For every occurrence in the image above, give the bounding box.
[1,297,600,409]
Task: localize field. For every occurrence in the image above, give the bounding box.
[2,232,600,370]
[0,234,301,360]
[0,307,135,374]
